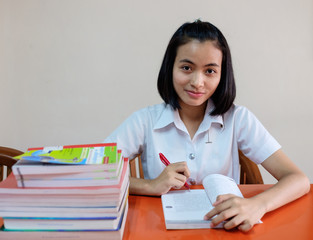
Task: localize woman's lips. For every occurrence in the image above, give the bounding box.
[186,90,204,98]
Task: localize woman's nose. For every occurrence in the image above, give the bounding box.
[190,72,204,88]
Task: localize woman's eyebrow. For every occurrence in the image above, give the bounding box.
[205,63,220,68]
[179,59,220,67]
[179,59,194,64]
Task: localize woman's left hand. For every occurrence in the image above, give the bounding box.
[203,194,266,232]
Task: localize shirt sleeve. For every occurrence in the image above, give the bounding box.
[103,109,146,160]
[234,106,281,164]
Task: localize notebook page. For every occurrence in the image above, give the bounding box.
[161,189,213,222]
[202,174,243,204]
[202,174,262,224]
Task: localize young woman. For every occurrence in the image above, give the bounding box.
[104,20,310,231]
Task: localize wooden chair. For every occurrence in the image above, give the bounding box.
[129,151,264,184]
[0,146,24,181]
[129,154,144,179]
[239,150,263,184]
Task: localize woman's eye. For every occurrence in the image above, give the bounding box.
[206,69,216,74]
[182,66,191,71]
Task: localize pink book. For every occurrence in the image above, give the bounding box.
[0,158,129,195]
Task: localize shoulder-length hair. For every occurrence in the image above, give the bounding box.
[157,20,236,116]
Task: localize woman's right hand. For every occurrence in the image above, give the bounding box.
[150,161,191,195]
[129,161,190,196]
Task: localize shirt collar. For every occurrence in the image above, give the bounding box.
[198,100,224,133]
[154,100,224,131]
[153,104,175,130]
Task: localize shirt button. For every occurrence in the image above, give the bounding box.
[188,178,197,185]
[189,153,195,160]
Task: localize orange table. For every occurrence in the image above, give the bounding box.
[123,184,313,240]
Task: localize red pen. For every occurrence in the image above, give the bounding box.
[159,153,190,189]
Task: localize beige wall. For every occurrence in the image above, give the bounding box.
[1,0,312,183]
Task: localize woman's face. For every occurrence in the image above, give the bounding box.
[173,40,222,109]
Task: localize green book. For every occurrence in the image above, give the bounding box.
[12,143,123,176]
[15,143,117,165]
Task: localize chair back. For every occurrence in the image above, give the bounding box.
[129,154,144,179]
[0,146,23,181]
[239,150,264,184]
[130,151,264,184]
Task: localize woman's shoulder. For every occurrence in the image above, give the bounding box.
[224,103,251,116]
[223,103,259,124]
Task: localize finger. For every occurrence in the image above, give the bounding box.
[203,210,216,220]
[165,173,185,184]
[170,162,190,178]
[174,174,187,184]
[213,194,236,206]
[170,180,185,190]
[166,173,187,189]
[181,165,191,178]
[203,201,222,220]
[204,197,235,222]
[237,221,253,232]
[211,207,238,227]
[223,215,244,230]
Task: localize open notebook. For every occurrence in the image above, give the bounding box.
[161,174,261,229]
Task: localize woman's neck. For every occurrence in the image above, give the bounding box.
[178,101,207,139]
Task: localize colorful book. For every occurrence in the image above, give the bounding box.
[1,202,128,233]
[2,202,128,231]
[0,189,126,207]
[12,143,122,176]
[0,158,129,224]
[15,143,117,164]
[0,147,130,239]
[0,158,129,195]
[0,183,128,219]
[14,155,124,188]
[0,207,127,239]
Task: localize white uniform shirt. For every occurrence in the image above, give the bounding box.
[104,100,281,184]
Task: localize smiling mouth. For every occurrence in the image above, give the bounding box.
[186,90,204,98]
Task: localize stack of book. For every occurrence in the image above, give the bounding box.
[0,143,129,240]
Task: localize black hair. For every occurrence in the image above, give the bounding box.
[157,20,236,116]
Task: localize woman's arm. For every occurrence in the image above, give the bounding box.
[254,149,310,212]
[129,161,190,196]
[204,149,310,232]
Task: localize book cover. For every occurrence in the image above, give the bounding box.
[15,143,117,165]
[12,143,122,177]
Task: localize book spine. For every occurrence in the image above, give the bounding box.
[27,143,117,151]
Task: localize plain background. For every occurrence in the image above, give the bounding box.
[1,0,312,183]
